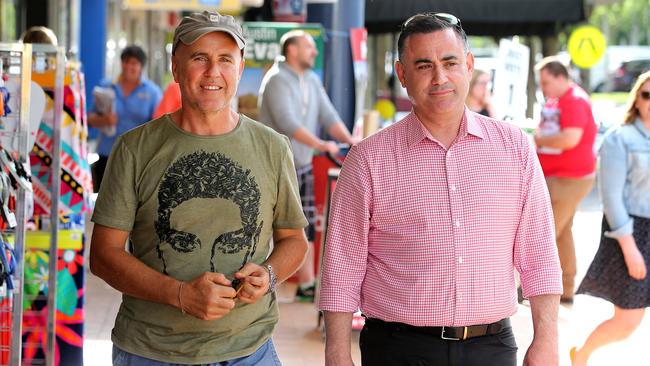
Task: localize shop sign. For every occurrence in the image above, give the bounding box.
[123,0,242,12]
[273,0,307,22]
[350,28,368,128]
[241,22,323,68]
[237,22,324,120]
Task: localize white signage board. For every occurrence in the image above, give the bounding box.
[492,39,530,123]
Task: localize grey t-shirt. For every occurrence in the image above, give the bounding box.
[92,114,307,364]
[258,61,341,169]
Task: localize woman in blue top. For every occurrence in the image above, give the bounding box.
[572,71,650,365]
[88,45,162,192]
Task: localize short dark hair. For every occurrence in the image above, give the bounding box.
[280,30,308,57]
[20,26,58,46]
[535,57,569,79]
[397,13,468,60]
[121,45,147,66]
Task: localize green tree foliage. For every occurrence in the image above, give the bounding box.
[589,0,650,45]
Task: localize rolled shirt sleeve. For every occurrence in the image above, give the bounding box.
[599,130,634,238]
[318,145,371,312]
[513,133,563,298]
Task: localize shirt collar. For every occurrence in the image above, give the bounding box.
[277,60,302,79]
[634,118,650,138]
[406,108,484,149]
[465,109,485,139]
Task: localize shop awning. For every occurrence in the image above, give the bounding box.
[365,0,588,36]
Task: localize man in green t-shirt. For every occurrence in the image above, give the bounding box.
[89,11,308,365]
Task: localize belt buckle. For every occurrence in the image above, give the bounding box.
[441,326,468,341]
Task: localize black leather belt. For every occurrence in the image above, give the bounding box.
[365,317,510,341]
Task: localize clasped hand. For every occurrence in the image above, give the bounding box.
[180,263,270,320]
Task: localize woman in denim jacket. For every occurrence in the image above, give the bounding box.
[572,71,650,365]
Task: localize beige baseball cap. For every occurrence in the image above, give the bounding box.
[172,10,246,54]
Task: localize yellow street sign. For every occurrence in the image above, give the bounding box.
[568,25,607,69]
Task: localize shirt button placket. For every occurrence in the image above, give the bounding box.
[447,147,464,320]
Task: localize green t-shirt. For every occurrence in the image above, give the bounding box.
[92,114,307,364]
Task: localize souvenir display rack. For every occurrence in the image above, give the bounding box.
[24,44,90,366]
[0,42,32,366]
[0,42,66,366]
[23,44,65,366]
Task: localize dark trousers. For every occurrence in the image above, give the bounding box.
[91,155,109,193]
[359,319,517,366]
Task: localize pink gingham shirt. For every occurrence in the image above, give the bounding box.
[318,110,562,327]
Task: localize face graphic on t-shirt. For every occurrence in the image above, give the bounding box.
[154,150,263,275]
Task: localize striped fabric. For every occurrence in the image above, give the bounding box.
[318,110,562,327]
[30,67,92,215]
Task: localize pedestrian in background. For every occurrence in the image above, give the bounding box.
[20,26,58,45]
[258,29,357,302]
[466,68,495,118]
[571,71,650,366]
[89,11,308,365]
[88,45,162,192]
[534,57,597,304]
[153,81,181,118]
[319,12,562,366]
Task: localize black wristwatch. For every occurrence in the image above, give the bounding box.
[264,264,277,294]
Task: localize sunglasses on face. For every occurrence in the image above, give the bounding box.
[402,12,462,31]
[640,91,650,100]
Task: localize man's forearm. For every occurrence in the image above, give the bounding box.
[534,127,582,150]
[324,311,354,365]
[328,122,355,145]
[292,126,326,151]
[523,294,560,365]
[88,113,106,128]
[266,230,309,282]
[90,237,179,307]
[529,294,559,350]
[535,133,567,149]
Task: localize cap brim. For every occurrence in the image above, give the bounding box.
[179,27,245,50]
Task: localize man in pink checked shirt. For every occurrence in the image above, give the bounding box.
[318,12,562,366]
